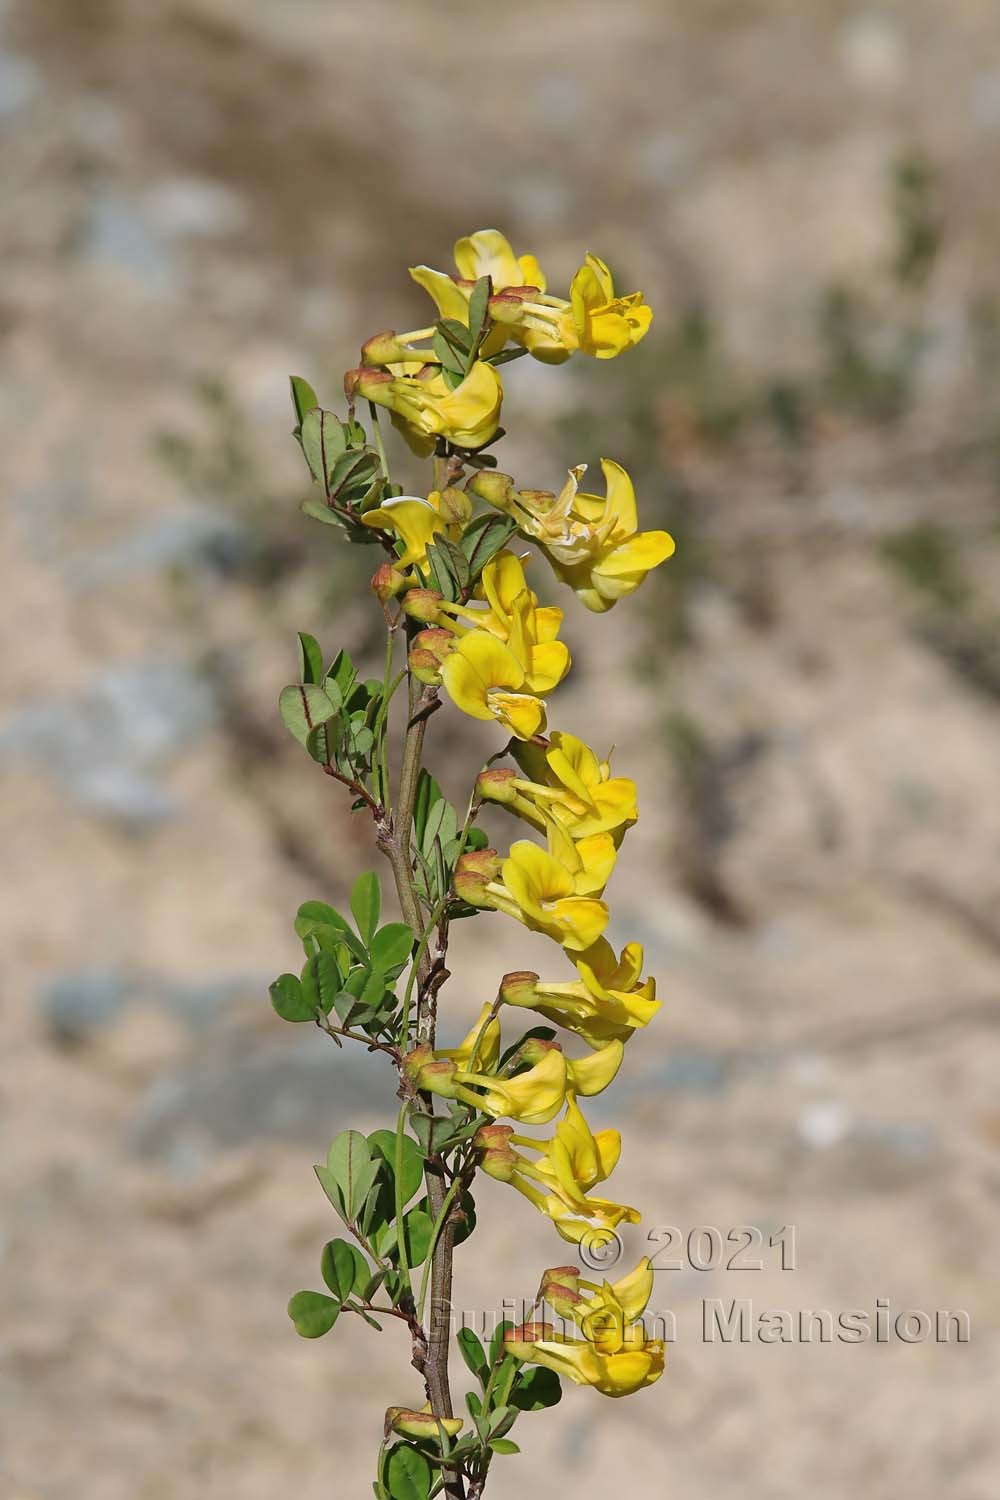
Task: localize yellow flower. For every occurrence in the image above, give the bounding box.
[505,1257,664,1397]
[410,233,651,363]
[538,1257,654,1325]
[437,1001,502,1073]
[457,838,610,951]
[437,551,571,697]
[408,1030,615,1125]
[360,490,456,571]
[348,360,503,455]
[477,460,674,613]
[432,553,572,740]
[568,254,653,359]
[455,1045,568,1125]
[475,1093,639,1241]
[501,938,660,1049]
[439,629,549,741]
[517,1036,625,1097]
[454,229,547,293]
[479,730,637,842]
[409,229,547,353]
[488,253,653,363]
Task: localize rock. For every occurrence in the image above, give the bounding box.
[797,1100,852,1150]
[83,187,175,295]
[0,51,41,120]
[66,505,252,590]
[41,970,131,1044]
[129,1035,385,1162]
[0,660,215,825]
[143,175,247,239]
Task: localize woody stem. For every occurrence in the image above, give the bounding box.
[376,590,463,1495]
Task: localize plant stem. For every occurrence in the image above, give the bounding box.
[393,1100,412,1293]
[368,400,392,487]
[417,1171,464,1323]
[372,616,460,1477]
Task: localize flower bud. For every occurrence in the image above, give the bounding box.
[477,1146,520,1182]
[473,1124,520,1182]
[504,1321,554,1360]
[408,628,454,685]
[436,486,473,528]
[473,1123,513,1148]
[344,365,391,402]
[361,331,409,367]
[476,767,518,805]
[402,1044,458,1099]
[499,970,540,1008]
[538,1266,583,1318]
[488,287,535,325]
[371,561,409,601]
[515,1035,561,1066]
[401,588,444,624]
[468,470,515,508]
[453,848,501,906]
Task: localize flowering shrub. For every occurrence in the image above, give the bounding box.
[272,230,673,1498]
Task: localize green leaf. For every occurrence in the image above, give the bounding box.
[314,1164,344,1215]
[510,1366,562,1411]
[413,771,443,846]
[348,721,375,763]
[456,1328,488,1384]
[489,1439,520,1456]
[386,1444,431,1500]
[423,542,461,602]
[460,514,518,580]
[489,1321,514,1367]
[297,632,324,684]
[465,1391,482,1419]
[408,1112,481,1157]
[353,1305,384,1332]
[380,1207,434,1266]
[487,1406,517,1438]
[295,901,367,963]
[466,276,492,363]
[287,1290,340,1338]
[436,317,472,355]
[301,407,348,490]
[332,988,364,1027]
[300,495,346,528]
[326,649,357,698]
[326,1131,379,1221]
[369,922,414,974]
[300,953,341,1016]
[367,1129,426,1207]
[350,871,381,944]
[269,972,315,1023]
[279,683,339,749]
[421,797,458,859]
[433,327,467,376]
[436,537,471,591]
[321,1238,369,1300]
[290,376,318,428]
[306,716,343,767]
[362,1266,389,1302]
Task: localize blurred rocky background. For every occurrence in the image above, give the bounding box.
[2,1,999,1497]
